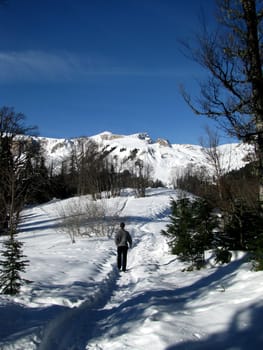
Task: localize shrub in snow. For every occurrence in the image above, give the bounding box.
[57,197,119,243]
[215,248,232,264]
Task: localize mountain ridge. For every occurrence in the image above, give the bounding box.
[30,131,254,187]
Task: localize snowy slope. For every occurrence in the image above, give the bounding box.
[31,131,254,186]
[0,188,262,349]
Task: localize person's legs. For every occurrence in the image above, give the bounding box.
[117,246,122,270]
[117,246,128,271]
[122,246,128,271]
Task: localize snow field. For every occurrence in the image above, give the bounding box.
[0,188,263,349]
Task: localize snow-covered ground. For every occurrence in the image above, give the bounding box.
[0,188,263,350]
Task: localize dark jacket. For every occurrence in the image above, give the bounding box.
[115,228,132,248]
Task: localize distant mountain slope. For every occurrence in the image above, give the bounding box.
[32,131,254,187]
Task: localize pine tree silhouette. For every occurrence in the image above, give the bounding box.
[0,236,29,295]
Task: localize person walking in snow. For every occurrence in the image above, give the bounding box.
[115,222,132,272]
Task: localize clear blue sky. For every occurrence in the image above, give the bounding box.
[0,0,230,144]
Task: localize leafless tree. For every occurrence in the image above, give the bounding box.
[200,127,226,201]
[181,0,263,213]
[133,159,153,197]
[0,106,37,236]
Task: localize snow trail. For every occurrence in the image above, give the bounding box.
[85,221,176,349]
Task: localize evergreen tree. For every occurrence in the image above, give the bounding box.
[162,198,218,268]
[0,237,29,295]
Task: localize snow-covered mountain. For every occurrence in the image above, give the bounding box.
[33,131,254,186]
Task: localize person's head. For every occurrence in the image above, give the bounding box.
[120,222,125,229]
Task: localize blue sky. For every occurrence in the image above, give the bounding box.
[0,0,230,144]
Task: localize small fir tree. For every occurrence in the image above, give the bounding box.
[162,197,218,268]
[0,236,29,295]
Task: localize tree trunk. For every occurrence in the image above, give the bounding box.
[242,0,263,213]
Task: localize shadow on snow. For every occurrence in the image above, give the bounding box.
[84,255,261,349]
[166,301,263,350]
